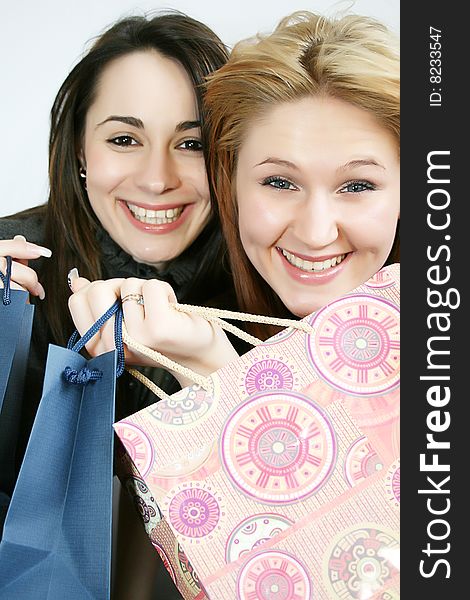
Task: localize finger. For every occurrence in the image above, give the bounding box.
[69,279,122,356]
[68,284,96,341]
[69,278,123,338]
[140,279,179,344]
[0,237,52,259]
[70,275,91,294]
[120,277,147,329]
[0,256,45,298]
[13,236,30,267]
[86,279,124,354]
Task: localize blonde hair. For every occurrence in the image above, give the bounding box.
[205,11,400,334]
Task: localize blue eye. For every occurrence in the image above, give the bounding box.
[107,135,139,147]
[339,180,376,193]
[178,139,203,151]
[262,176,297,190]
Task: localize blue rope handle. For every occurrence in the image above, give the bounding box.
[0,256,13,305]
[64,299,125,385]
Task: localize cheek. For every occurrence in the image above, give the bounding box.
[347,197,399,251]
[182,160,210,204]
[238,193,285,251]
[371,201,400,247]
[84,146,124,195]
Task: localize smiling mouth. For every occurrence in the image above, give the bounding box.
[126,202,184,224]
[279,248,348,272]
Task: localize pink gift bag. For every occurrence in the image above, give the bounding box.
[114,264,400,600]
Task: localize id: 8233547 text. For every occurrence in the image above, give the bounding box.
[429,26,442,107]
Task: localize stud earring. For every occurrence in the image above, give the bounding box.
[79,167,87,189]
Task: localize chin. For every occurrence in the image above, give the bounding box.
[127,245,175,265]
[283,298,317,319]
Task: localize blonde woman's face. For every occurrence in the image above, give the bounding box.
[82,51,211,267]
[235,96,400,317]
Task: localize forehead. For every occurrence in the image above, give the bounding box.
[239,96,398,163]
[88,50,197,119]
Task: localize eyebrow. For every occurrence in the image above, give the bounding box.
[96,115,144,129]
[95,117,201,132]
[255,157,386,171]
[175,120,201,133]
[337,159,386,171]
[255,157,299,170]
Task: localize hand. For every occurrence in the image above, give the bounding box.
[68,275,239,386]
[0,236,51,298]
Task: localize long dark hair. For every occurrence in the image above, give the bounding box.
[41,12,229,343]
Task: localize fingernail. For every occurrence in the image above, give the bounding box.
[38,286,46,301]
[25,242,52,258]
[14,235,26,241]
[67,267,79,290]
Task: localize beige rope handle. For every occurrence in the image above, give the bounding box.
[126,367,172,402]
[173,303,315,340]
[122,304,314,402]
[198,314,264,346]
[122,322,214,394]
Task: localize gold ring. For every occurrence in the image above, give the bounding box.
[121,293,144,306]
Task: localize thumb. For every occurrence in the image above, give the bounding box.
[67,267,91,293]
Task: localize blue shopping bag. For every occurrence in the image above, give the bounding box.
[0,257,35,529]
[0,299,124,599]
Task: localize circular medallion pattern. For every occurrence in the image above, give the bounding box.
[225,513,294,563]
[114,421,154,477]
[263,327,297,346]
[244,359,294,396]
[237,550,312,600]
[221,391,336,504]
[385,459,400,509]
[363,269,396,289]
[378,591,399,600]
[325,525,400,599]
[344,436,383,487]
[307,295,400,396]
[124,475,162,525]
[166,483,223,541]
[148,382,218,428]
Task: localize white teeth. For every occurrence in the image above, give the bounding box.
[126,203,184,224]
[280,249,346,272]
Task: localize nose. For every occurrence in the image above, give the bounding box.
[292,193,339,249]
[134,148,181,195]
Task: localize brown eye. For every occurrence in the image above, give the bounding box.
[107,135,139,147]
[177,139,203,151]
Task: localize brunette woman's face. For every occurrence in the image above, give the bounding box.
[81,50,210,266]
[235,96,400,317]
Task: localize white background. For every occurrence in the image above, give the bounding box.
[0,0,399,217]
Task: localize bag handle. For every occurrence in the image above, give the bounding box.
[0,255,13,305]
[65,299,125,384]
[122,303,315,402]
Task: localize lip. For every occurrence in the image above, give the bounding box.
[276,247,353,284]
[119,200,194,233]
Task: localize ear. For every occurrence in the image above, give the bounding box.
[77,149,86,170]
